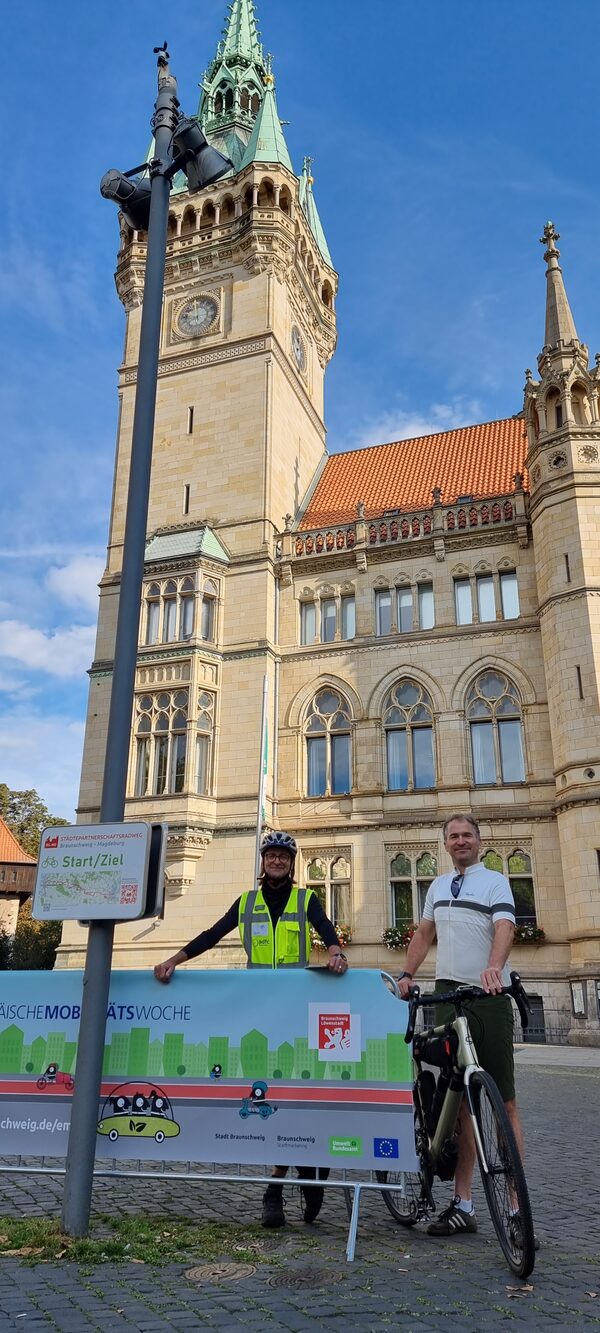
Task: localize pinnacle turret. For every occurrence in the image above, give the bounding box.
[197,0,268,170]
[541,221,579,349]
[239,68,293,172]
[299,157,333,266]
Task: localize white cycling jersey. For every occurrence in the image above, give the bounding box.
[422,862,516,988]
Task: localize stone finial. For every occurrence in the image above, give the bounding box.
[540,220,560,250]
[525,368,533,383]
[514,471,524,491]
[264,51,274,84]
[432,486,442,504]
[356,500,366,519]
[284,513,293,531]
[303,154,314,186]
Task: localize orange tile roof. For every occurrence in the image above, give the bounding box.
[0,817,36,864]
[300,417,528,529]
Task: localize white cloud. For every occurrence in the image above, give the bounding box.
[0,621,96,679]
[0,236,100,335]
[0,713,85,821]
[46,555,104,614]
[350,398,484,452]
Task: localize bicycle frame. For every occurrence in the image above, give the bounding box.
[415,1014,488,1176]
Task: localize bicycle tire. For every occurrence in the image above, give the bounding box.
[375,1169,422,1225]
[467,1068,535,1278]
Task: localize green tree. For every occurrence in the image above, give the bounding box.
[0,784,68,858]
[0,928,12,970]
[10,899,61,971]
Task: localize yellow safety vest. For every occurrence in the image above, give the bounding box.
[238,885,314,968]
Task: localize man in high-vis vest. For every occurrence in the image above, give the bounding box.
[154,830,348,1228]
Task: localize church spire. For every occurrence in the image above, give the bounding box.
[198,0,267,170]
[541,221,579,349]
[220,0,263,64]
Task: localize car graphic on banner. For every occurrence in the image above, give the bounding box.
[96,1081,180,1143]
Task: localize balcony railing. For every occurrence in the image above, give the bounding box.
[284,491,526,561]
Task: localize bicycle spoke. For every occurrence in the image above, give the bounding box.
[469,1069,535,1279]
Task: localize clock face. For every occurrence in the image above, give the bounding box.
[177,295,218,338]
[291,324,306,372]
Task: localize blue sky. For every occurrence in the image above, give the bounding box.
[1,1,599,820]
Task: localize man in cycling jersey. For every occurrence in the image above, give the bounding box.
[398,813,529,1242]
[154,830,348,1228]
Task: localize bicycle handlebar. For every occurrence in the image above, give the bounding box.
[402,970,532,1044]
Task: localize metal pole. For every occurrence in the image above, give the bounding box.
[253,674,269,884]
[61,53,179,1237]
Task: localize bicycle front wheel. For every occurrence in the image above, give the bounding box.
[468,1069,535,1279]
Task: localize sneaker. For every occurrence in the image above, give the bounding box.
[509,1212,540,1251]
[301,1184,325,1224]
[261,1183,285,1228]
[427,1196,477,1236]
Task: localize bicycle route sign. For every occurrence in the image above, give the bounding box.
[32,823,152,921]
[0,969,418,1172]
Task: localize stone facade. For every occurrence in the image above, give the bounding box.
[60,19,600,1045]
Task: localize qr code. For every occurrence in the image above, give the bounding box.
[120,883,137,905]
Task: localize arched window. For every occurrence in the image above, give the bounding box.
[145,583,161,645]
[220,194,235,223]
[181,206,196,237]
[167,214,177,239]
[508,849,536,924]
[306,854,351,926]
[134,690,189,797]
[279,186,292,216]
[545,387,562,431]
[258,178,275,207]
[390,850,437,927]
[240,86,250,111]
[179,577,195,640]
[482,848,537,924]
[571,382,589,425]
[200,201,215,230]
[162,580,178,643]
[305,688,352,797]
[196,690,215,795]
[467,671,525,785]
[384,681,435,790]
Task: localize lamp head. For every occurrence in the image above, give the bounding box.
[100,170,152,232]
[172,117,232,191]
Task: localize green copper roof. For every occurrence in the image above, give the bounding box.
[239,78,293,172]
[299,157,332,267]
[221,0,263,63]
[145,526,230,564]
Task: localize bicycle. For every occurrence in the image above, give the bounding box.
[369,969,535,1277]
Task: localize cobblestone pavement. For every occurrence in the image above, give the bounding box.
[0,1059,599,1331]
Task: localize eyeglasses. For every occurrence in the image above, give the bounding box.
[450,874,464,900]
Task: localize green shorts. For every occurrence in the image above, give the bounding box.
[434,980,515,1103]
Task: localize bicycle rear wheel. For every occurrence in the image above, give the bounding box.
[467,1069,535,1278]
[375,1169,422,1225]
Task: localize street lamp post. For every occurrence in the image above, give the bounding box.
[61,45,231,1237]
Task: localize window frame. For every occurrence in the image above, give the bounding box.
[389,849,438,928]
[467,671,526,786]
[304,852,352,928]
[383,680,436,792]
[304,689,353,798]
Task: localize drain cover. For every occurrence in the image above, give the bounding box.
[185,1262,256,1283]
[267,1269,332,1289]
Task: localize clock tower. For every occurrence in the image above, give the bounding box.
[61,0,338,967]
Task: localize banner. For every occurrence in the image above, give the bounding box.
[0,969,417,1171]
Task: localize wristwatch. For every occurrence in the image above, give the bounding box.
[398,970,413,981]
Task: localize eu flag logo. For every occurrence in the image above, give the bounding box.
[373,1137,399,1159]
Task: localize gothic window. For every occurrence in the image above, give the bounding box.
[250,91,260,114]
[390,850,437,928]
[384,681,435,791]
[454,577,472,625]
[476,573,496,622]
[300,595,355,645]
[305,689,352,797]
[499,571,520,619]
[258,179,275,207]
[143,577,197,646]
[300,601,316,645]
[467,671,525,785]
[305,853,352,927]
[375,588,392,635]
[481,848,537,925]
[240,86,250,111]
[200,580,218,642]
[134,690,189,797]
[196,690,216,795]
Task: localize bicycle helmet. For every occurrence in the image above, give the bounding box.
[260,830,297,857]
